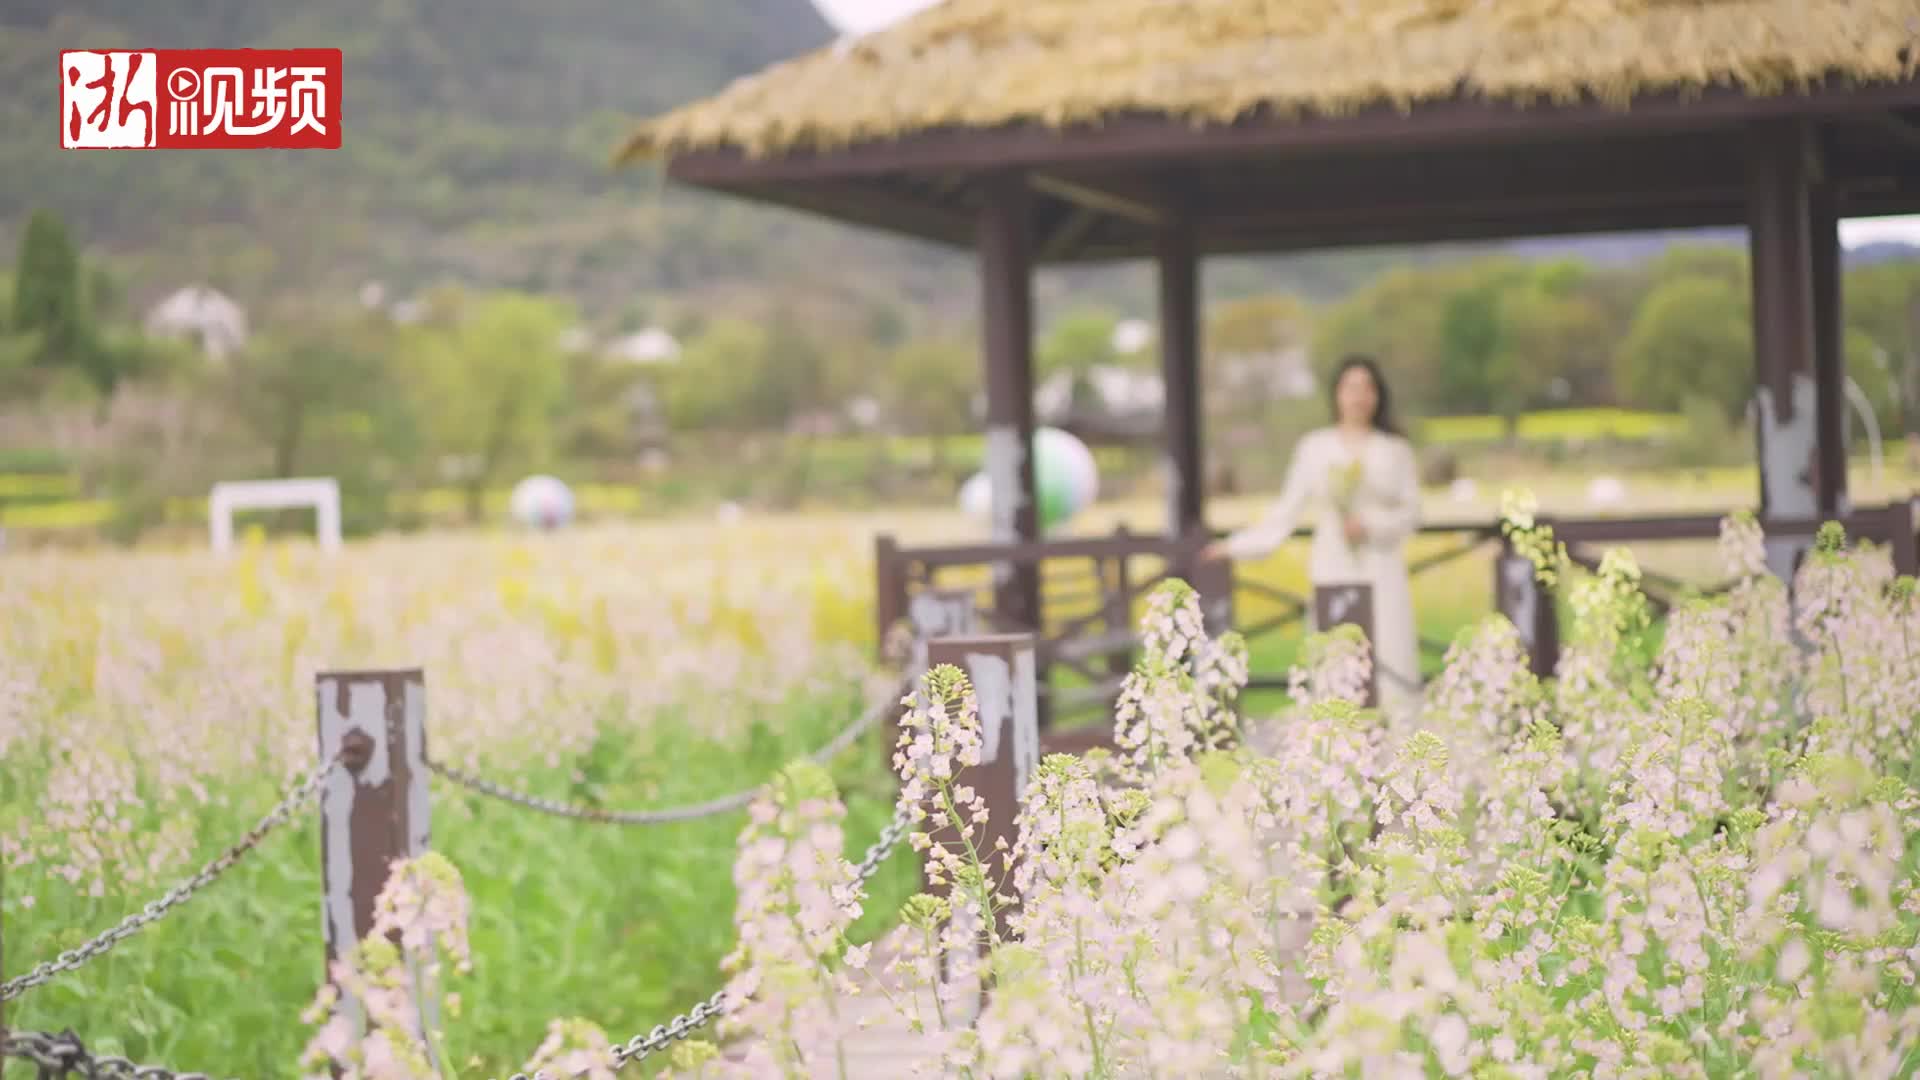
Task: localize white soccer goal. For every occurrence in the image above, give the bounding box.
[208,477,342,553]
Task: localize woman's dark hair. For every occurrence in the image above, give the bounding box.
[1327,353,1399,436]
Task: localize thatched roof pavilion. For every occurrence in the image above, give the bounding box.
[624,0,1920,623]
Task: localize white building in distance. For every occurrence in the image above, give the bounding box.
[604,327,682,365]
[144,285,248,361]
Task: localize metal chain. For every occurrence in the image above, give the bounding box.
[851,801,914,889]
[430,675,911,826]
[0,757,336,1004]
[603,988,729,1072]
[505,802,918,1080]
[1,1028,226,1079]
[426,759,764,824]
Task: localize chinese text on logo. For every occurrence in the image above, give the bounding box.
[62,49,342,150]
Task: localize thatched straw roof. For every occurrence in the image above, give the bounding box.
[619,0,1916,163]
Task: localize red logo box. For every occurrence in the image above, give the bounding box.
[61,49,342,150]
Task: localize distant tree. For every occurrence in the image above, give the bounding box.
[1643,244,1749,290]
[0,323,34,396]
[1435,279,1504,414]
[883,336,975,467]
[1558,261,1653,406]
[865,300,909,351]
[11,209,111,394]
[1206,293,1310,430]
[1323,255,1616,431]
[1207,293,1308,359]
[761,305,846,497]
[225,319,387,479]
[760,305,839,428]
[1614,275,1753,420]
[1844,261,1920,440]
[556,347,648,461]
[12,211,82,340]
[1037,307,1122,380]
[662,317,775,433]
[1313,263,1481,415]
[1485,261,1608,438]
[86,264,122,321]
[402,290,572,520]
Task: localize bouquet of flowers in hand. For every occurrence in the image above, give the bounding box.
[1330,459,1364,550]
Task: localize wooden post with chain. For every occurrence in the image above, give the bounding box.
[316,668,431,1067]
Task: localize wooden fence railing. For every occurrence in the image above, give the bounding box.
[12,609,1055,1076]
[874,500,1920,724]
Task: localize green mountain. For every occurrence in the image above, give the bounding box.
[1,0,992,322]
[1,2,1516,333]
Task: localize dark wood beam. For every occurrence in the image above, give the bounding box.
[664,77,1920,186]
[692,109,1920,265]
[1746,120,1822,550]
[1837,165,1920,217]
[708,178,974,249]
[1865,110,1920,152]
[1037,205,1104,261]
[1055,198,1749,262]
[1029,173,1170,225]
[1195,129,1743,215]
[1156,218,1203,537]
[1810,184,1847,516]
[929,173,971,203]
[978,172,1043,631]
[1200,181,1742,236]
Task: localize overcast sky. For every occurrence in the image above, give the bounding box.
[806,0,1920,248]
[809,0,939,35]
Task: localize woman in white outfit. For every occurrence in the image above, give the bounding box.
[1200,356,1424,712]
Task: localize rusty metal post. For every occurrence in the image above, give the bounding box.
[316,669,430,1047]
[922,633,1040,962]
[1314,583,1378,708]
[1495,547,1558,678]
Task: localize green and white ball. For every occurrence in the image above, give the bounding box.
[957,426,1099,532]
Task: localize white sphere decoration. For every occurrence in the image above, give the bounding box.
[509,475,574,530]
[956,427,1100,531]
[1034,426,1099,527]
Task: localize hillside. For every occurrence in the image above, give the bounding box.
[3,0,995,321]
[11,2,1878,332]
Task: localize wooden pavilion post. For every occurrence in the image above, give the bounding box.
[1157,217,1205,538]
[1809,183,1848,517]
[978,172,1042,631]
[1745,120,1846,579]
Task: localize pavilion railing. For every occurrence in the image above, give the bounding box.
[1549,499,1920,612]
[873,499,1920,726]
[873,520,1498,729]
